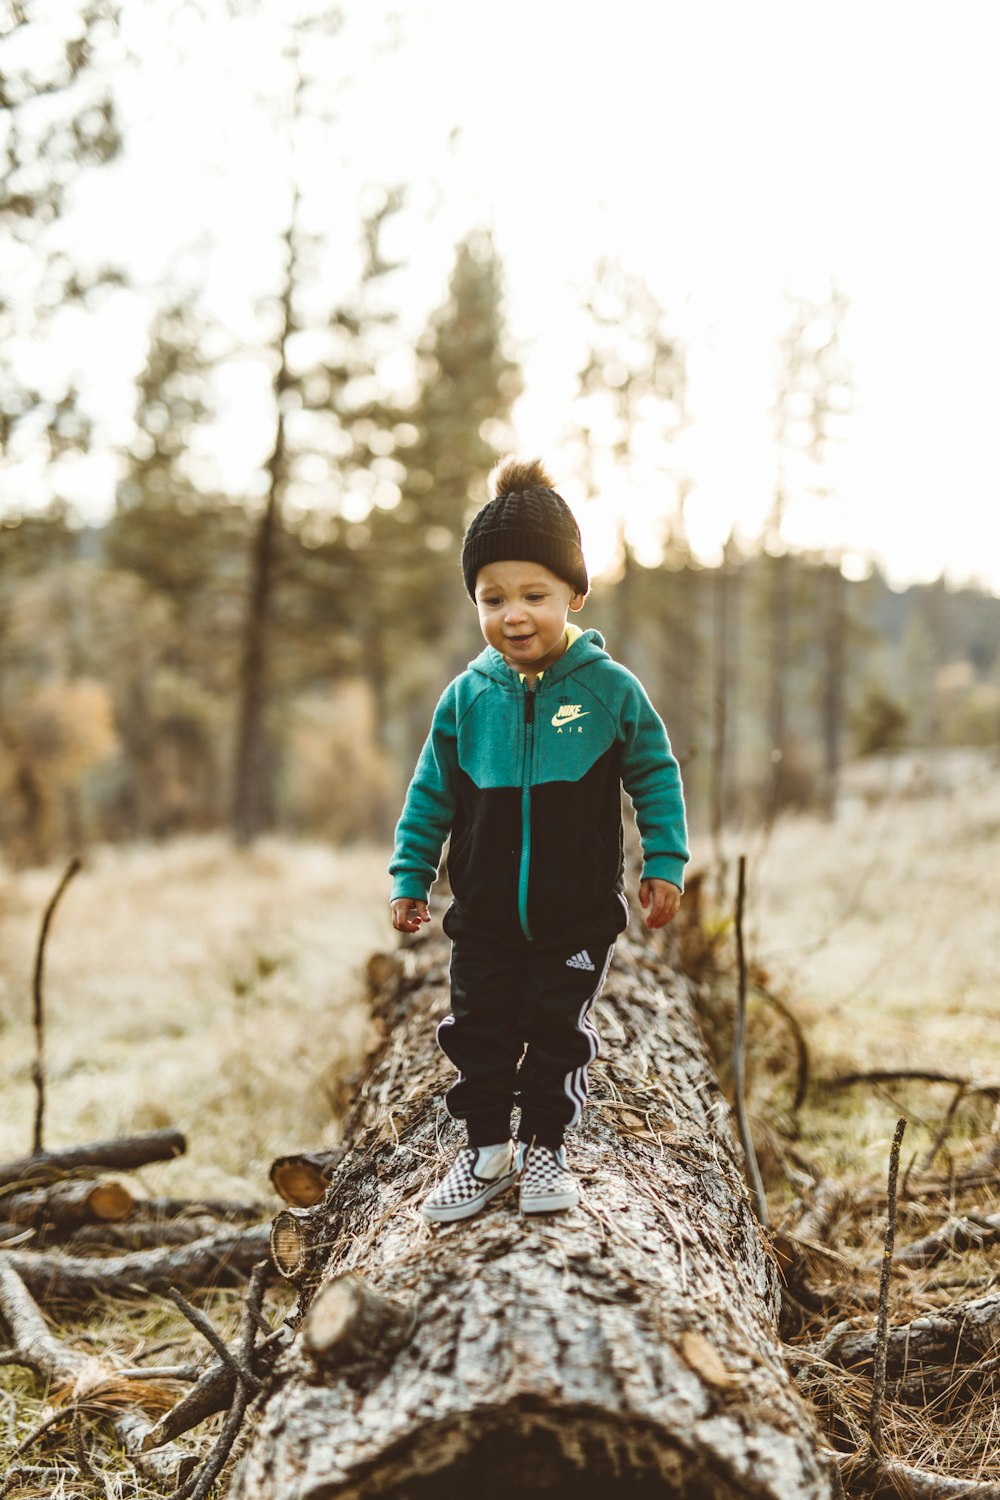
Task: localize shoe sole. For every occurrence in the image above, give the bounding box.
[421,1169,518,1224]
[520,1189,579,1215]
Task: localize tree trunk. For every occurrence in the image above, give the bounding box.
[818,562,847,820]
[710,532,740,882]
[231,178,299,847]
[233,930,840,1500]
[765,546,791,827]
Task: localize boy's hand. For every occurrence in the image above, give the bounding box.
[639,878,681,929]
[391,898,430,933]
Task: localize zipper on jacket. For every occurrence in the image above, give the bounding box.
[517,683,535,940]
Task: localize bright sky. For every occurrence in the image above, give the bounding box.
[12,0,1000,593]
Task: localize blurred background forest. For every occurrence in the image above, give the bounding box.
[3,0,999,873]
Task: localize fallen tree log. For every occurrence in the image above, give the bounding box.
[65,1215,239,1252]
[233,929,841,1500]
[0,1178,134,1230]
[874,1210,1000,1270]
[0,1127,186,1192]
[0,1224,270,1302]
[810,1291,1000,1381]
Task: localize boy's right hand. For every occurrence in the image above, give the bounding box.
[391,899,430,933]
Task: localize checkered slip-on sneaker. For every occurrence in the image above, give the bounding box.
[421,1142,517,1224]
[517,1142,580,1214]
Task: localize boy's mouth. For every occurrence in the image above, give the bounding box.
[505,634,534,646]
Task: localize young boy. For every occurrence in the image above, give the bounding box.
[389,457,688,1223]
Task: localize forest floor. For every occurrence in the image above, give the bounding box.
[718,751,1000,1191]
[0,758,997,1205]
[1,764,998,1494]
[0,838,391,1200]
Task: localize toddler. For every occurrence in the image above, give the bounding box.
[389,457,689,1222]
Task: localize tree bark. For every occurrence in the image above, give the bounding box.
[65,1216,238,1252]
[233,930,840,1500]
[137,1195,267,1221]
[230,172,299,846]
[810,1292,1000,1380]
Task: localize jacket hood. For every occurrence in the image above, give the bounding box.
[468,628,609,687]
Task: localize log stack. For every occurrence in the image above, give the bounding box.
[233,929,841,1500]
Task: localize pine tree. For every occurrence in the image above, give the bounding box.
[365,231,521,760]
[230,176,409,843]
[227,0,409,845]
[108,298,238,601]
[102,299,250,837]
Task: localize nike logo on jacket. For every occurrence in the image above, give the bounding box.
[389,629,689,944]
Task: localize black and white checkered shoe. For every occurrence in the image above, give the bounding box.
[421,1142,517,1224]
[517,1142,580,1214]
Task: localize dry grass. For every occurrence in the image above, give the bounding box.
[748,770,1000,1067]
[696,759,1000,1179]
[0,836,391,1199]
[692,762,1000,1493]
[0,835,390,1496]
[2,773,999,1496]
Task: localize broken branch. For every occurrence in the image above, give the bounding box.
[0,1252,196,1486]
[867,1115,905,1455]
[30,856,82,1154]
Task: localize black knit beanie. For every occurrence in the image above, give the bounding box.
[461,457,589,600]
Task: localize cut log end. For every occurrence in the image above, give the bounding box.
[270,1209,311,1280]
[88,1180,134,1221]
[269,1150,345,1208]
[302,1275,411,1370]
[0,1178,135,1231]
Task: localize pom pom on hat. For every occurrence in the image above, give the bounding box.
[461,457,589,599]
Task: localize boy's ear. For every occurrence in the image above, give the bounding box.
[569,592,586,613]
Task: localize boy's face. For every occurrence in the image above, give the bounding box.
[474,559,585,676]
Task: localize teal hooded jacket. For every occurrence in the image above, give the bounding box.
[389,629,689,944]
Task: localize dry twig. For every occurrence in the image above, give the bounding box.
[30,856,82,1155]
[733,853,769,1227]
[867,1116,906,1455]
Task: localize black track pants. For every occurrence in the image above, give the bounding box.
[437,924,615,1149]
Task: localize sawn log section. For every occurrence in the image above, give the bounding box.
[234,929,839,1500]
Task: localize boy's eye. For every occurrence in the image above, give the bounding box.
[482,597,501,607]
[526,594,545,602]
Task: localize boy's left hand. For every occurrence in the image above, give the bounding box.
[639,878,681,929]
